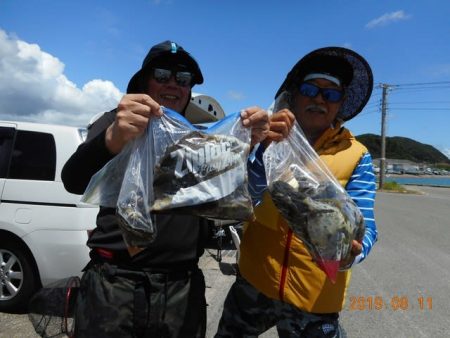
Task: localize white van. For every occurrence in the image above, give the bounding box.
[0,121,98,311]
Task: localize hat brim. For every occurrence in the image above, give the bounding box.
[275,47,373,121]
[127,70,146,94]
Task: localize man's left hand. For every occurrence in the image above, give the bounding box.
[240,107,269,147]
[262,108,296,148]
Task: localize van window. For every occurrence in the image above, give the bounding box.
[8,130,57,181]
[0,127,15,178]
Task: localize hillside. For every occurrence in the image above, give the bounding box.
[355,134,450,164]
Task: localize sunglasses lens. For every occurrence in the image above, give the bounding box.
[299,82,343,102]
[153,68,171,83]
[153,68,192,87]
[322,89,343,102]
[175,72,193,87]
[299,83,319,98]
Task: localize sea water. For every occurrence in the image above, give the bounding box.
[385,176,450,188]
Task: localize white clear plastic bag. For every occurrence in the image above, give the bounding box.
[263,94,365,282]
[82,107,254,247]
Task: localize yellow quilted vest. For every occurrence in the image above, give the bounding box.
[239,125,367,313]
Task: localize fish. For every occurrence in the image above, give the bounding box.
[164,183,254,221]
[116,189,156,246]
[114,129,254,246]
[269,179,365,282]
[152,131,253,221]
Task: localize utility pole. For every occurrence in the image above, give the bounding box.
[379,84,389,189]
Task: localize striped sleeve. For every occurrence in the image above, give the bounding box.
[345,151,378,265]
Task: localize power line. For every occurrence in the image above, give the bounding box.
[394,86,450,92]
[365,102,382,109]
[388,100,450,104]
[391,80,450,87]
[375,81,450,187]
[358,110,381,117]
[386,108,450,111]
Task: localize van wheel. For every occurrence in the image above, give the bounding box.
[0,241,39,312]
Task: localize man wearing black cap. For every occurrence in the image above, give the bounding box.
[62,40,269,337]
[215,47,378,337]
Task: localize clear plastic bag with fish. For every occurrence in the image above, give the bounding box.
[263,95,365,282]
[81,120,158,247]
[151,108,253,221]
[82,107,253,247]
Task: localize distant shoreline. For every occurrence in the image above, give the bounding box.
[386,174,450,178]
[382,174,450,188]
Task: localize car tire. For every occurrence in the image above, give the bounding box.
[0,240,39,312]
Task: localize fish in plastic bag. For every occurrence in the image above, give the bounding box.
[151,129,252,220]
[264,123,365,282]
[82,107,254,247]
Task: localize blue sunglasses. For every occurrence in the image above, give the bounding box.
[298,82,344,103]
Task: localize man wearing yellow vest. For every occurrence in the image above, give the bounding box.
[215,47,378,337]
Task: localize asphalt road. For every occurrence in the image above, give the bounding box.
[339,186,450,337]
[1,186,449,338]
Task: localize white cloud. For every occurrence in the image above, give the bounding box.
[0,29,122,126]
[366,10,412,29]
[227,90,245,101]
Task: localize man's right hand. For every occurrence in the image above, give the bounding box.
[262,109,296,147]
[105,94,163,154]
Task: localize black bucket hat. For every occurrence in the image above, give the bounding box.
[127,40,204,94]
[275,47,373,121]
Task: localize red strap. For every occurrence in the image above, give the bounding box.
[279,229,293,301]
[96,248,114,259]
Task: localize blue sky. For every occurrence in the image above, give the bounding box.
[1,0,449,158]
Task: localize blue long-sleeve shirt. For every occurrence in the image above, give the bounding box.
[344,152,378,264]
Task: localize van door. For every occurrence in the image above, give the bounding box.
[0,124,16,198]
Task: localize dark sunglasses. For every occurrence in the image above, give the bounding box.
[152,68,193,87]
[298,82,344,103]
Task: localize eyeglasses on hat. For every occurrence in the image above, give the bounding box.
[298,82,343,103]
[152,68,193,87]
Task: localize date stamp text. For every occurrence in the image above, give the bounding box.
[348,295,433,311]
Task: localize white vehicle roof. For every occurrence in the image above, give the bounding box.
[185,92,226,123]
[0,120,84,132]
